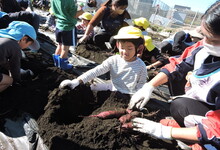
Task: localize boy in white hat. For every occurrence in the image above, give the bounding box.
[59,26,147,95]
[0,21,40,92]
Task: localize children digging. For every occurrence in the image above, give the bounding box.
[59,26,147,95]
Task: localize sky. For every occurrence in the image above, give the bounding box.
[160,0,217,13]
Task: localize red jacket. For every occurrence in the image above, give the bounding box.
[161,40,220,148]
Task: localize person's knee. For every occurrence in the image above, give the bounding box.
[3,75,13,86]
[170,98,187,116]
[0,75,13,92]
[170,100,180,114]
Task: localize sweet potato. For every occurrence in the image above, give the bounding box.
[121,122,133,129]
[89,109,127,119]
[119,111,143,124]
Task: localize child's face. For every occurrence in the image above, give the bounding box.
[90,0,96,7]
[201,21,220,46]
[117,41,136,62]
[18,36,33,49]
[82,19,89,26]
[112,5,127,15]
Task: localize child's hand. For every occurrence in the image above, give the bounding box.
[132,118,172,140]
[59,79,80,89]
[128,83,154,110]
[185,71,192,92]
[78,35,89,43]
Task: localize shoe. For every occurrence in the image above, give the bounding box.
[52,54,60,67]
[58,57,73,70]
[160,118,180,128]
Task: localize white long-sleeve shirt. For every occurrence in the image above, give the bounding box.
[78,55,147,94]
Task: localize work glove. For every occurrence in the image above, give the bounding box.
[128,83,154,110]
[20,68,34,80]
[59,79,80,89]
[132,117,172,140]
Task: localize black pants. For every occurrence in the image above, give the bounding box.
[168,77,186,96]
[170,97,215,127]
[0,11,40,32]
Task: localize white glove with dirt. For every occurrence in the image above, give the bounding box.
[59,79,80,89]
[128,83,154,110]
[132,117,172,140]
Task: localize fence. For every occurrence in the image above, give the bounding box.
[127,0,203,29]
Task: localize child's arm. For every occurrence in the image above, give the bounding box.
[136,63,148,91]
[75,10,84,18]
[147,60,163,70]
[78,58,112,84]
[59,57,113,89]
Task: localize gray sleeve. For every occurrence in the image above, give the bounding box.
[136,61,148,91]
[9,48,22,82]
[78,57,112,83]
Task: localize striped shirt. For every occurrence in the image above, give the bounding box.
[78,55,147,94]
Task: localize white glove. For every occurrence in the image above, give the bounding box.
[132,117,172,140]
[128,83,154,110]
[59,79,80,89]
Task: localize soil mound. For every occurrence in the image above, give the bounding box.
[0,49,178,149]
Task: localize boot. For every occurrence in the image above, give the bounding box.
[52,54,60,67]
[58,57,73,70]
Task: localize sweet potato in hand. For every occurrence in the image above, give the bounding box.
[119,111,143,124]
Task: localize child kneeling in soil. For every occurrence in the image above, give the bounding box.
[59,26,147,95]
[76,12,94,40]
[0,21,40,92]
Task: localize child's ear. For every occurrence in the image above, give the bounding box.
[116,41,119,49]
[21,36,28,42]
[137,44,144,55]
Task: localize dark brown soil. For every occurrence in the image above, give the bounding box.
[75,43,113,64]
[0,46,179,150]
